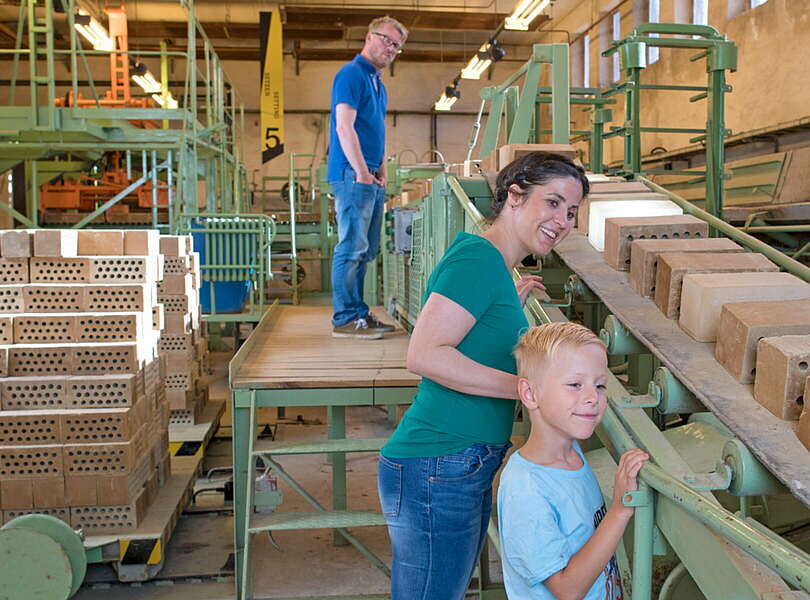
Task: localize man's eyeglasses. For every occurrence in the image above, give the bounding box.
[371,31,403,53]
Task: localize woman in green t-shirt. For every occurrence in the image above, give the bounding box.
[378,152,590,599]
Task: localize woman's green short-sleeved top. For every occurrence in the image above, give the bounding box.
[381,232,529,458]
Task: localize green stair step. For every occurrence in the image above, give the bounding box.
[253,437,387,456]
[249,510,386,533]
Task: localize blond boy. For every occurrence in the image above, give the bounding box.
[498,322,648,599]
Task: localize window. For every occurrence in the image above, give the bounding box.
[693,0,708,25]
[750,0,768,6]
[612,11,621,82]
[648,0,660,64]
[583,34,590,87]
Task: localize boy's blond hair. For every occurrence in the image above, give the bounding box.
[514,322,605,380]
[369,16,409,42]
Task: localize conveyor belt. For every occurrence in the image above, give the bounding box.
[230,305,418,390]
[554,232,810,507]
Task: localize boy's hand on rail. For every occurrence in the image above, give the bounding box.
[515,275,545,306]
[611,448,649,520]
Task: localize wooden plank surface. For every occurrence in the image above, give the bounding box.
[554,232,810,507]
[231,305,419,390]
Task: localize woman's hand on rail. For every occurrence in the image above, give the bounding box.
[406,292,519,399]
[515,275,545,306]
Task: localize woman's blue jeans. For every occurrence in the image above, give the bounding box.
[329,168,386,327]
[377,442,511,600]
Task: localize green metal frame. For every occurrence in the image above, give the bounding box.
[474,43,571,160]
[175,213,275,323]
[602,23,737,221]
[1,0,249,229]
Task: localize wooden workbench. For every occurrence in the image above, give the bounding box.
[554,232,810,507]
[230,304,419,390]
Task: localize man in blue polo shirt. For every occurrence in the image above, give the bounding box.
[328,16,408,339]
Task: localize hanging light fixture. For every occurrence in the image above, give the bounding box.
[504,0,550,30]
[461,43,492,80]
[73,11,114,51]
[434,80,460,111]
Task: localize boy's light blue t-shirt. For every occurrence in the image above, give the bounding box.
[497,444,623,600]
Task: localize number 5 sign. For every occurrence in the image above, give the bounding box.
[260,7,284,163]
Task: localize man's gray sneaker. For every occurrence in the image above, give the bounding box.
[365,313,396,333]
[332,317,385,339]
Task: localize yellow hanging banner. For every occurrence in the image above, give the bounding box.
[260,7,284,163]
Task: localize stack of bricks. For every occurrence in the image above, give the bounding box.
[158,235,209,426]
[0,228,170,534]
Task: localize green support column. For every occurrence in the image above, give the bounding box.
[478,89,505,159]
[232,389,253,600]
[549,43,570,145]
[328,406,348,547]
[507,62,541,144]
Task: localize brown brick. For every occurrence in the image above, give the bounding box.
[680,273,810,342]
[71,343,141,375]
[123,230,160,256]
[0,411,61,445]
[60,406,143,444]
[656,252,779,319]
[13,315,76,344]
[0,258,29,284]
[0,376,66,411]
[754,335,810,420]
[715,300,810,383]
[9,345,71,376]
[577,193,672,236]
[589,181,651,195]
[0,286,24,313]
[77,230,124,256]
[22,285,82,312]
[162,312,191,334]
[65,374,137,409]
[30,258,90,283]
[152,304,164,331]
[0,479,33,509]
[33,230,78,257]
[159,235,193,256]
[74,313,142,343]
[89,257,154,284]
[603,215,708,270]
[158,273,193,296]
[798,381,810,451]
[0,445,63,480]
[0,231,32,258]
[83,285,148,312]
[69,486,148,533]
[498,144,577,170]
[629,238,744,297]
[32,477,66,508]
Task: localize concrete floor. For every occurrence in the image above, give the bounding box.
[73,349,506,599]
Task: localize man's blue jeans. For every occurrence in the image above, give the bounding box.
[330,168,386,327]
[377,442,512,600]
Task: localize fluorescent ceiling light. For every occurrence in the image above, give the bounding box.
[73,16,114,51]
[152,93,178,109]
[504,0,550,30]
[132,72,162,94]
[434,92,458,111]
[460,44,492,80]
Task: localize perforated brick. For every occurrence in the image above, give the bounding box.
[13,315,76,344]
[69,487,148,533]
[77,230,124,256]
[34,230,78,257]
[0,412,61,445]
[158,274,193,296]
[159,333,193,353]
[61,407,140,443]
[72,344,139,375]
[0,317,11,345]
[0,445,63,479]
[89,257,150,283]
[163,255,191,275]
[0,231,32,258]
[22,285,83,312]
[63,436,145,476]
[165,373,193,391]
[603,215,709,271]
[76,314,140,343]
[30,258,89,283]
[66,375,136,408]
[152,304,163,331]
[9,346,71,376]
[83,285,147,312]
[754,335,810,421]
[0,377,66,410]
[0,259,29,284]
[3,507,69,525]
[163,312,191,334]
[158,294,190,313]
[0,286,23,313]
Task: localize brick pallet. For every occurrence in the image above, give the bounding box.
[0,229,171,534]
[157,235,209,426]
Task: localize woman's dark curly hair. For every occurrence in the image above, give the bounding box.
[491,151,589,220]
